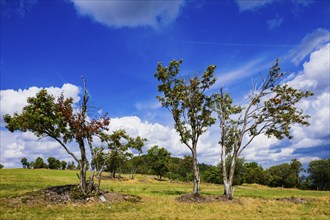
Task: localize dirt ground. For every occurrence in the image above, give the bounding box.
[4,184,142,207]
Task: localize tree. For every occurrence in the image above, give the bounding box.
[47,157,61,169]
[146,146,171,180]
[60,161,67,170]
[67,161,76,170]
[268,162,296,188]
[99,130,146,179]
[290,159,303,188]
[308,159,330,190]
[21,157,31,169]
[242,162,267,185]
[155,59,216,195]
[33,157,47,169]
[214,59,313,199]
[0,164,3,169]
[3,79,110,195]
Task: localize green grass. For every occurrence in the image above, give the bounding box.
[1,169,329,219]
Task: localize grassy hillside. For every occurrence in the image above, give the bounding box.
[1,169,329,219]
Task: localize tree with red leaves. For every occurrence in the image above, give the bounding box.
[3,78,110,195]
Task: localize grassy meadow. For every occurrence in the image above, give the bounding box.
[0,169,329,219]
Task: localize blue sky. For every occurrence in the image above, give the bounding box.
[1,0,329,168]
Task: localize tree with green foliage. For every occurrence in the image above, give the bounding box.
[308,159,330,190]
[67,161,76,170]
[47,157,61,170]
[99,130,146,179]
[267,159,303,188]
[290,159,303,188]
[0,164,3,169]
[242,162,272,185]
[214,59,313,199]
[155,59,216,195]
[60,161,67,170]
[33,157,47,169]
[21,157,31,169]
[146,146,171,180]
[3,79,110,195]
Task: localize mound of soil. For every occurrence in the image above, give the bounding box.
[176,194,239,203]
[176,193,207,203]
[5,184,142,207]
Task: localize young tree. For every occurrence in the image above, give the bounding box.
[155,59,216,195]
[3,79,110,195]
[99,130,146,179]
[146,145,171,180]
[214,59,313,199]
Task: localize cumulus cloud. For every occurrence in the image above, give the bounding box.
[241,41,330,167]
[235,0,274,12]
[70,0,185,29]
[0,83,80,118]
[289,28,330,65]
[267,14,284,30]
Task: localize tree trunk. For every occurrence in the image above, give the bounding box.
[192,149,200,196]
[78,140,91,195]
[224,153,237,200]
[79,160,88,195]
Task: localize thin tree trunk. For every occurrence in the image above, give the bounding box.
[192,149,200,196]
[78,141,89,195]
[224,153,237,200]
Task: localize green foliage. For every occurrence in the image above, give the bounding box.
[3,81,110,195]
[33,157,47,169]
[308,158,330,190]
[47,157,61,170]
[154,59,216,147]
[146,146,171,179]
[0,164,3,169]
[60,161,67,170]
[98,130,147,178]
[21,157,32,169]
[267,159,303,188]
[242,162,270,185]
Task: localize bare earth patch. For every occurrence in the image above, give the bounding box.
[176,193,239,203]
[4,184,142,207]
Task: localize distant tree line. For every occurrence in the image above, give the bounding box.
[20,153,329,191]
[20,157,77,170]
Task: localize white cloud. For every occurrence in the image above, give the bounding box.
[289,28,330,65]
[235,0,274,12]
[70,0,185,29]
[241,42,330,166]
[0,83,80,118]
[267,14,284,30]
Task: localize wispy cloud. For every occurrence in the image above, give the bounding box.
[212,57,268,89]
[1,0,38,17]
[289,28,330,65]
[235,0,274,12]
[70,0,185,29]
[267,14,284,30]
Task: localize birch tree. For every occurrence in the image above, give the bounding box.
[214,59,313,199]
